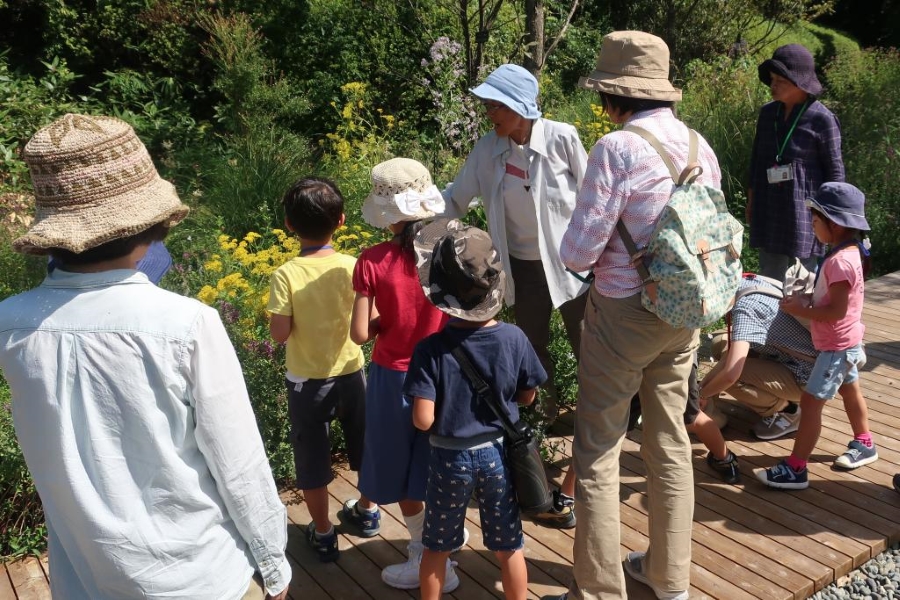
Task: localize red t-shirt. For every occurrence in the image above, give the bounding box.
[353,241,447,371]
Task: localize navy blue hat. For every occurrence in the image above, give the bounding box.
[470,64,542,119]
[806,182,869,231]
[758,44,822,97]
[136,240,173,283]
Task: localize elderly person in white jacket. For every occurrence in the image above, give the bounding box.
[443,64,589,425]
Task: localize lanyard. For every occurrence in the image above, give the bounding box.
[299,244,333,255]
[813,240,868,287]
[775,99,810,163]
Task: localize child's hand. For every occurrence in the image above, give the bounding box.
[779,293,810,316]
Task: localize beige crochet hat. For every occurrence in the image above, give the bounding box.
[579,31,682,101]
[361,158,445,229]
[14,113,189,255]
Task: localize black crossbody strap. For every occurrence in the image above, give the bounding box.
[443,335,522,443]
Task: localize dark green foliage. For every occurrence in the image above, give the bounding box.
[826,49,900,275]
[0,379,46,559]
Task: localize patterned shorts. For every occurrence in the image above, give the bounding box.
[423,441,523,553]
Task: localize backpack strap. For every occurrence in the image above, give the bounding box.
[625,125,704,185]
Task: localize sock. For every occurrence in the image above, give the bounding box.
[854,432,873,448]
[315,525,334,538]
[783,403,799,415]
[404,509,425,544]
[357,501,378,515]
[785,454,807,472]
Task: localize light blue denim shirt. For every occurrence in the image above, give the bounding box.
[0,269,290,599]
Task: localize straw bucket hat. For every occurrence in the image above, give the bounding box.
[413,219,506,322]
[361,158,445,229]
[579,31,682,101]
[14,113,188,255]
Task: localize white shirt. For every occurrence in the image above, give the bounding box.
[0,269,290,599]
[561,108,722,297]
[503,141,541,259]
[444,118,590,307]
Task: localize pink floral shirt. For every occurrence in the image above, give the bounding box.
[560,108,721,298]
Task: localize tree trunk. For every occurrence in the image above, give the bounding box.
[523,0,545,78]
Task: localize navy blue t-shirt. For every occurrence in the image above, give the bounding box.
[404,322,547,440]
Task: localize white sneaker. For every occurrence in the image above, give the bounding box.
[451,527,470,553]
[382,542,460,593]
[623,551,688,600]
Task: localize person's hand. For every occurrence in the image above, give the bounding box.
[779,293,809,316]
[267,589,288,600]
[698,396,708,411]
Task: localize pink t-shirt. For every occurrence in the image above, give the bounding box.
[810,246,865,351]
[353,241,447,371]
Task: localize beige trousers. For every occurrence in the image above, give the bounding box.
[570,289,697,599]
[710,332,803,417]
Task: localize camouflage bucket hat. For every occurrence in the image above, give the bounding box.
[413,219,506,322]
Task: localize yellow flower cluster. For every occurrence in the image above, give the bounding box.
[319,81,396,164]
[574,104,614,146]
[196,226,379,315]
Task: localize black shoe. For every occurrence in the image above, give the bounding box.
[532,490,576,529]
[305,522,339,562]
[707,451,741,484]
[893,473,900,495]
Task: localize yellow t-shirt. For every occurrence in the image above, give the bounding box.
[267,253,364,379]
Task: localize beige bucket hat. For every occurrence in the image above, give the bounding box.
[14,113,188,255]
[413,218,506,322]
[579,30,682,101]
[361,158,445,229]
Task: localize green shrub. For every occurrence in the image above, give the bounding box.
[0,378,46,558]
[826,48,900,275]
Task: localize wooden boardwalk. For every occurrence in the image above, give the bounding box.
[3,272,899,599]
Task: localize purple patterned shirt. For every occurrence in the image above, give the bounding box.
[748,99,844,258]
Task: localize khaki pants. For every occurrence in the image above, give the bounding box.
[711,332,803,417]
[241,574,265,600]
[570,289,697,599]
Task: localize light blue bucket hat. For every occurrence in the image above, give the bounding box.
[470,64,542,119]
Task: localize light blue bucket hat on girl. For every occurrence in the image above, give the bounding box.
[470,64,542,119]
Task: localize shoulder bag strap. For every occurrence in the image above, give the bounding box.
[443,333,522,443]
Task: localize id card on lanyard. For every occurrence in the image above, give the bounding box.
[767,99,809,185]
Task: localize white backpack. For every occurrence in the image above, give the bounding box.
[617,126,743,329]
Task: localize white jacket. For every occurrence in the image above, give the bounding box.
[443,118,589,307]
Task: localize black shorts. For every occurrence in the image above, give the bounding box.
[286,369,366,489]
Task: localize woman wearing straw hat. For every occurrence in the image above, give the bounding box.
[443,64,590,430]
[554,32,723,600]
[0,114,290,599]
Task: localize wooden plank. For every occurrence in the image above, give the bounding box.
[0,564,16,600]
[4,558,50,600]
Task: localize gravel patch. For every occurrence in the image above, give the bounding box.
[808,543,900,600]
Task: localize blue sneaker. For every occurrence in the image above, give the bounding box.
[756,460,808,490]
[305,522,339,562]
[833,440,878,470]
[339,498,381,537]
